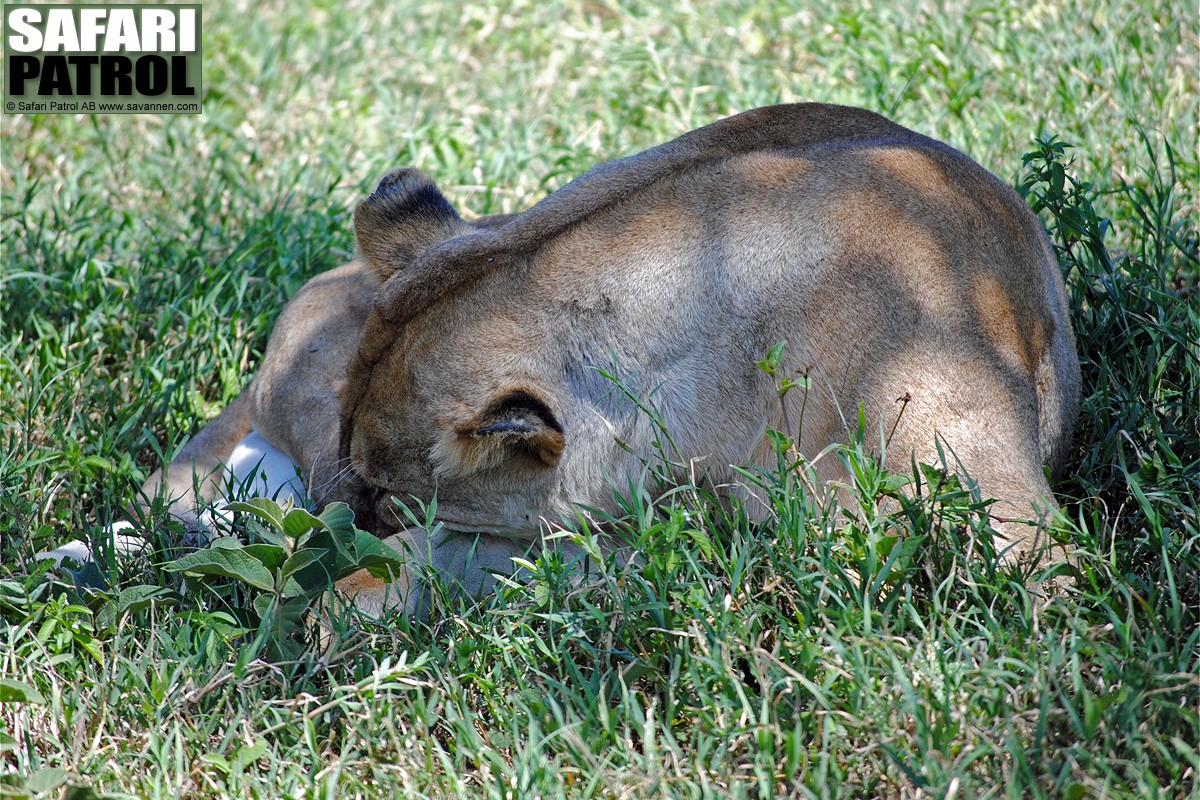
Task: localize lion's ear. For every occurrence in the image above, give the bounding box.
[432,389,565,478]
[355,168,474,284]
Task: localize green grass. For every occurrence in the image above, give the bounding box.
[2,0,1197,797]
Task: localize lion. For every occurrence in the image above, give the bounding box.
[124,103,1079,614]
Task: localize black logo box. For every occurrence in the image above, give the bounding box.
[4,4,202,113]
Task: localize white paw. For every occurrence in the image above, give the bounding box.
[33,520,145,568]
[224,430,308,506]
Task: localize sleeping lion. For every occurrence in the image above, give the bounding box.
[105,104,1082,612]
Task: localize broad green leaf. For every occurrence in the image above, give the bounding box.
[252,594,310,659]
[0,678,46,704]
[351,530,402,562]
[280,549,327,582]
[210,536,246,550]
[779,375,810,396]
[277,594,310,624]
[281,507,325,539]
[232,738,269,772]
[251,593,275,622]
[319,502,356,540]
[352,532,406,579]
[164,544,275,591]
[354,530,404,561]
[763,428,794,454]
[82,455,115,472]
[252,524,288,549]
[68,559,111,592]
[225,498,285,531]
[755,340,787,375]
[243,543,288,572]
[282,549,338,594]
[270,633,306,662]
[280,576,307,599]
[95,585,178,632]
[254,592,312,625]
[113,584,176,614]
[880,473,913,494]
[305,526,354,571]
[24,767,68,795]
[356,555,408,581]
[178,610,249,641]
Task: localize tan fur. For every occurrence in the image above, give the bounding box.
[143,104,1080,613]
